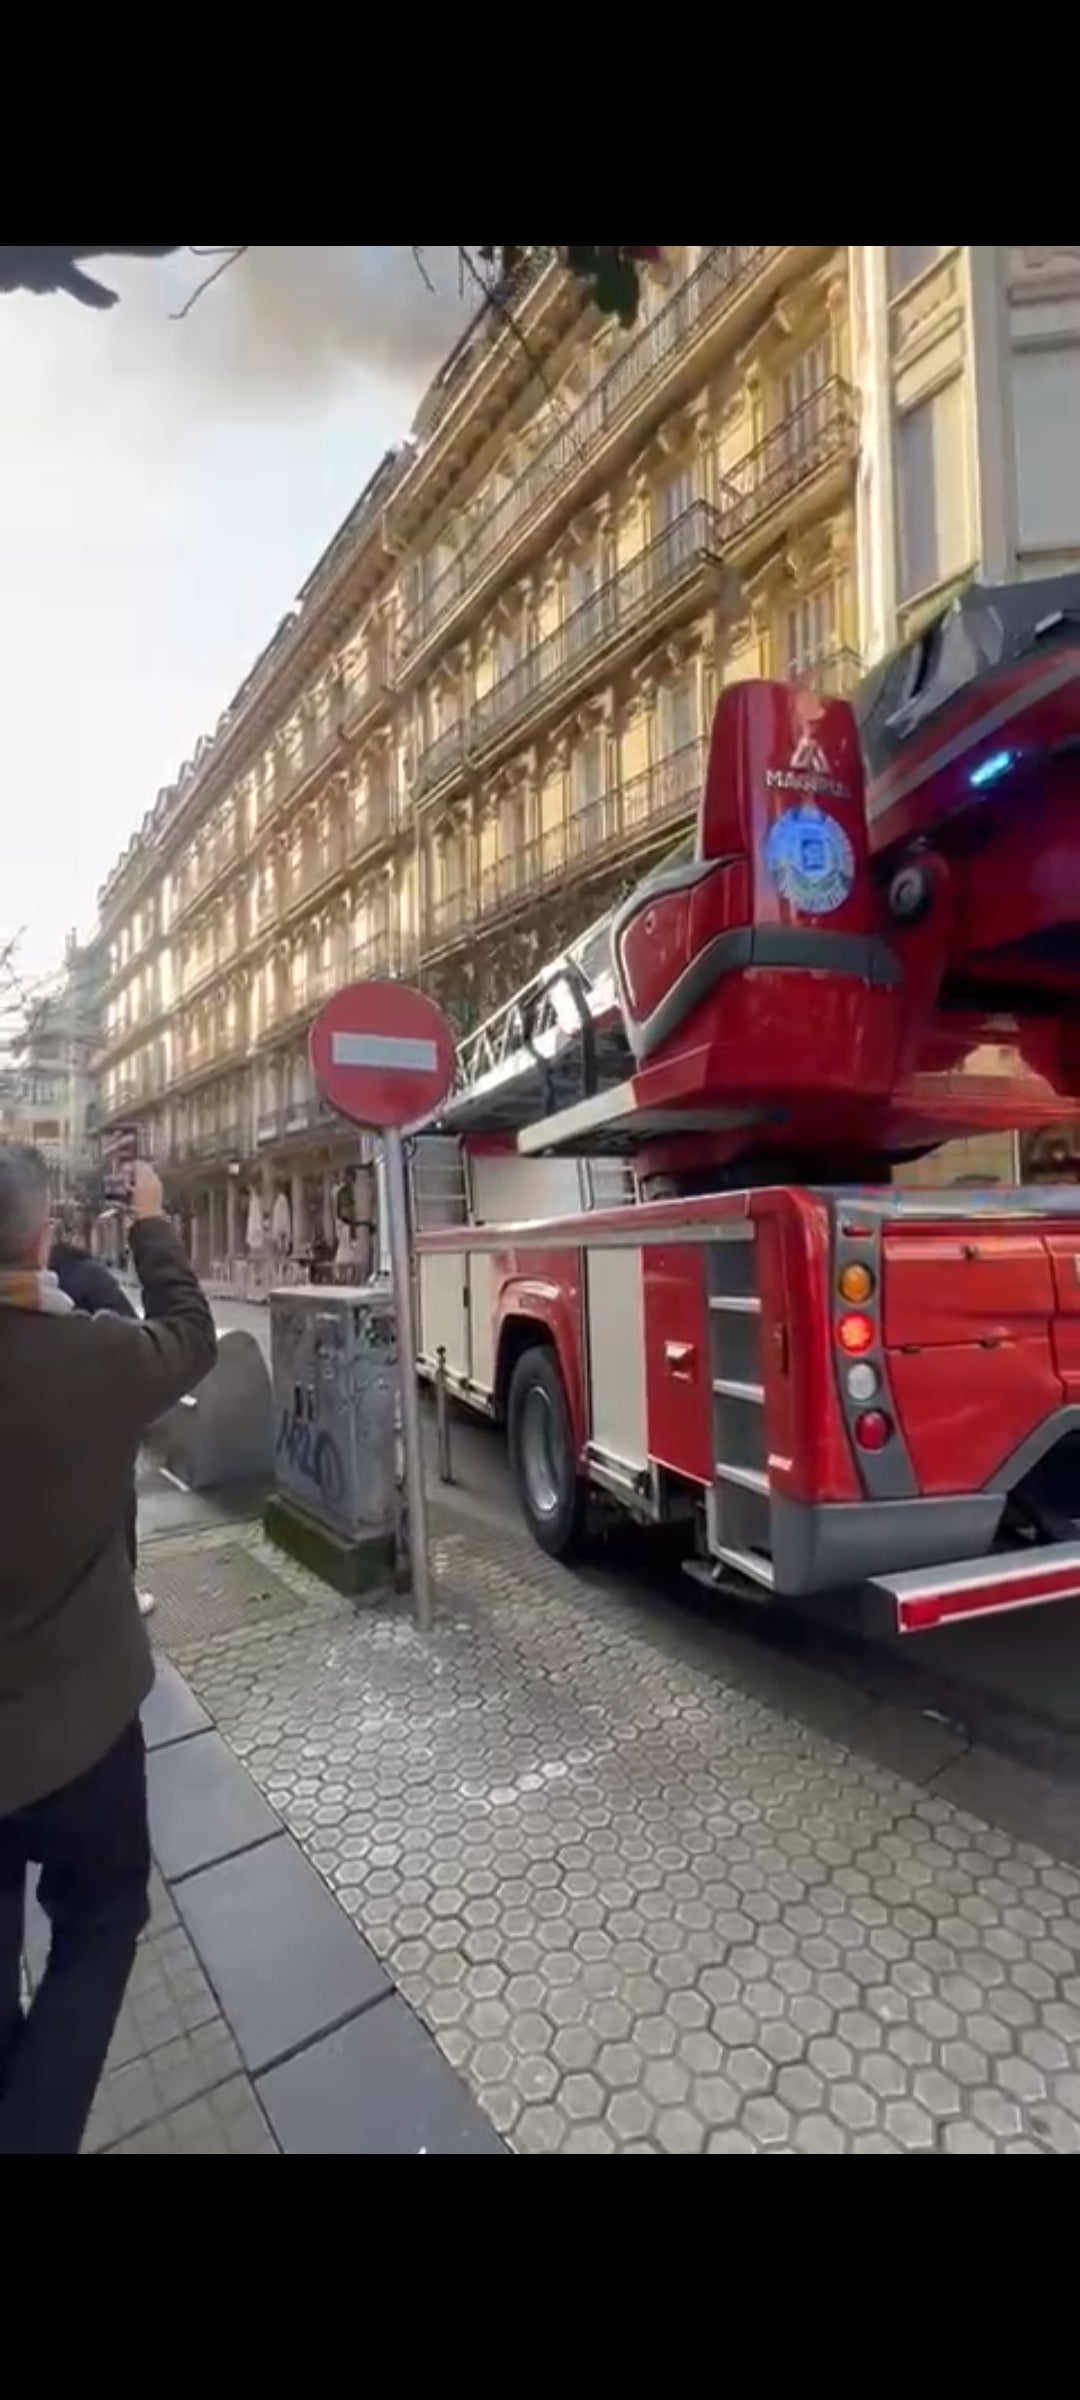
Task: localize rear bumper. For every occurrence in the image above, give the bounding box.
[867,1543,1080,1636]
[770,1490,1004,1598]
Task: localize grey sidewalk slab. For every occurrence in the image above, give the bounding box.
[108,2076,278,2155]
[142,1659,211,1752]
[174,1833,390,2075]
[147,1729,280,1882]
[257,1994,507,2156]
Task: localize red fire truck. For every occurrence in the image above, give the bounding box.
[412,575,1080,1637]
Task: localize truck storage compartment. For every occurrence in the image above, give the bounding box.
[882,1231,1056,1350]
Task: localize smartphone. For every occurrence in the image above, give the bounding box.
[102,1126,139,1205]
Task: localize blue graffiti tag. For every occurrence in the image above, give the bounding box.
[276,1411,345,1506]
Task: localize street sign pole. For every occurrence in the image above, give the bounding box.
[381,1124,433,1634]
[309,980,456,1635]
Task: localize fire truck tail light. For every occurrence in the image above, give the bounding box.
[838,1263,876,1304]
[837,1312,875,1356]
[855,1410,893,1453]
[846,1363,879,1403]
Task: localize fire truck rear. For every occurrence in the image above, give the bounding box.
[412,576,1080,1636]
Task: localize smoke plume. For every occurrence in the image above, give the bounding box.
[106,245,479,418]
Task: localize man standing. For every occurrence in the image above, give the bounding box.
[0,1150,217,2155]
[49,1227,156,1619]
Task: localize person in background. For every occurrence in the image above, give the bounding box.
[309,1227,335,1284]
[0,1149,216,2156]
[48,1221,156,1620]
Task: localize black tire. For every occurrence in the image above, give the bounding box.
[507,1345,587,1560]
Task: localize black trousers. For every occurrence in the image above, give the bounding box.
[0,1721,151,2156]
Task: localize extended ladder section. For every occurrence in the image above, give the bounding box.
[440,904,640,1138]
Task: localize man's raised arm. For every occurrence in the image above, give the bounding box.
[99,1162,217,1429]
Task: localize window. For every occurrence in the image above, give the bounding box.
[889,245,946,296]
[1013,346,1080,553]
[567,547,608,657]
[780,338,831,454]
[497,623,523,682]
[411,1136,468,1232]
[436,827,468,910]
[568,548,600,616]
[586,1161,637,1209]
[499,788,529,863]
[658,673,699,758]
[655,466,695,532]
[896,378,970,600]
[784,588,836,681]
[570,730,605,816]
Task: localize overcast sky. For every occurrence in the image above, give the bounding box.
[0,247,472,981]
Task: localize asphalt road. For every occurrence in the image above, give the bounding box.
[178,1295,1080,1779]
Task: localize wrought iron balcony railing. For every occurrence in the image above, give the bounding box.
[268,712,345,817]
[716,379,858,550]
[342,659,391,737]
[282,1093,340,1139]
[351,926,418,984]
[173,825,243,925]
[248,795,400,941]
[99,1074,152,1128]
[479,506,720,749]
[179,1120,245,1165]
[424,736,707,953]
[418,506,722,807]
[399,244,781,663]
[180,935,243,1004]
[415,720,468,801]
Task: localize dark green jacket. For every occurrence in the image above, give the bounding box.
[0,1217,216,1815]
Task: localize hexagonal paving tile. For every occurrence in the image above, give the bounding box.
[171,1522,1080,2157]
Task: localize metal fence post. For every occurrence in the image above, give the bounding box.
[435,1346,454,1484]
[383,1126,433,1633]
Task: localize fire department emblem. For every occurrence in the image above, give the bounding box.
[764,801,855,918]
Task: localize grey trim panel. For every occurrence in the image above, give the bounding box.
[830,1207,918,1503]
[828,1185,1080,1221]
[612,856,730,923]
[618,925,902,1065]
[990,1403,1080,1492]
[770,1491,1004,1598]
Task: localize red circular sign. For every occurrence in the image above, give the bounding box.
[310,981,456,1133]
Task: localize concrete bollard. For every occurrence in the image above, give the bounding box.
[147,1330,274,1492]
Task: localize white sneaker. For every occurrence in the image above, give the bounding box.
[137,1590,157,1619]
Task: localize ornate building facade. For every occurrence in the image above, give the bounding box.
[92,245,1080,1267]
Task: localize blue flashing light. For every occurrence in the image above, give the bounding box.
[970,747,1017,791]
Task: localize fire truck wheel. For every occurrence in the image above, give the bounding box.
[508,1346,587,1559]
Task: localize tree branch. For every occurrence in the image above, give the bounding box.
[170,245,251,320]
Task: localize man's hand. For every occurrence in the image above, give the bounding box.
[130,1161,165,1222]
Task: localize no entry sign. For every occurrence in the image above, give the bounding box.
[309,978,454,1633]
[310,980,455,1133]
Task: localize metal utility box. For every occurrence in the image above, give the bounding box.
[270,1285,398,1545]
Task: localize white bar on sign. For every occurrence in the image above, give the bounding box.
[332,1033,439,1074]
